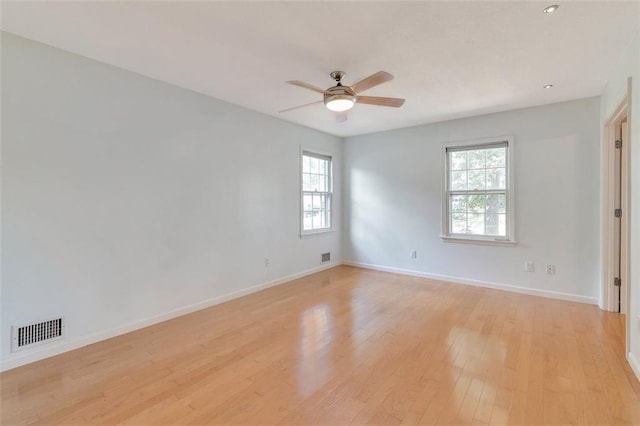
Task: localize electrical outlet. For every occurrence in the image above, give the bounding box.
[264,258,270,267]
[546,264,555,274]
[411,250,417,259]
[525,261,535,272]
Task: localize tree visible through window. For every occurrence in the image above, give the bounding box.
[301,150,332,234]
[444,139,513,242]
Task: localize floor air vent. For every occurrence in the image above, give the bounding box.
[12,317,64,352]
[321,252,330,262]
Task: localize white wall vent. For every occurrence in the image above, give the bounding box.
[321,252,331,262]
[12,317,64,352]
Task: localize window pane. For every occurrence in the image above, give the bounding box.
[450,194,467,212]
[468,194,485,213]
[486,194,506,214]
[301,153,332,233]
[445,143,510,240]
[303,155,310,173]
[318,159,325,175]
[467,150,485,169]
[468,213,485,235]
[485,148,506,167]
[467,169,485,190]
[498,214,506,236]
[302,173,311,191]
[303,212,313,230]
[450,213,467,234]
[450,171,467,190]
[313,194,321,209]
[303,194,312,211]
[486,168,506,189]
[450,152,467,171]
[323,211,328,229]
[308,174,318,191]
[318,174,327,192]
[485,214,501,236]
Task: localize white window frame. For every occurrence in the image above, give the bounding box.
[441,136,516,246]
[300,147,333,237]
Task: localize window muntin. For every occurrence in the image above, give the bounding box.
[301,150,332,234]
[444,140,513,242]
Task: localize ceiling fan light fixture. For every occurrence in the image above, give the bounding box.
[324,94,356,112]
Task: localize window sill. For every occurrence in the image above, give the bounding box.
[300,229,335,239]
[440,236,517,247]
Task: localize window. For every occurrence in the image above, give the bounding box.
[301,149,332,235]
[443,137,515,244]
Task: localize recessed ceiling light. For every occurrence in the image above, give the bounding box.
[544,84,554,89]
[543,5,559,14]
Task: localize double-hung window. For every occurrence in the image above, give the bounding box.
[301,149,332,235]
[443,137,515,244]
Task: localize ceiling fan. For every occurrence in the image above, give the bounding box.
[280,71,405,122]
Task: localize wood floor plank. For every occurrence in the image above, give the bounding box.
[1,265,638,425]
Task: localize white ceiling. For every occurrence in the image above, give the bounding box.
[2,1,639,137]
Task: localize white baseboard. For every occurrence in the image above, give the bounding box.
[629,352,640,382]
[0,260,603,372]
[343,261,598,305]
[0,262,339,372]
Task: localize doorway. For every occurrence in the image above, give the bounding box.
[601,87,630,361]
[612,117,628,313]
[601,91,630,323]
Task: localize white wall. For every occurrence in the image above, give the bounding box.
[601,28,640,379]
[0,33,342,370]
[343,97,601,304]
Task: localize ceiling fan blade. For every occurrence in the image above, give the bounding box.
[335,111,348,122]
[286,80,326,94]
[356,96,405,108]
[351,71,393,94]
[279,100,323,113]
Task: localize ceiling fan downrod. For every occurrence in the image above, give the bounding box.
[330,71,346,85]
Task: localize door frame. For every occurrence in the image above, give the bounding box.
[601,87,630,313]
[600,80,630,327]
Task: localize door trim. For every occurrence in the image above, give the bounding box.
[600,83,630,316]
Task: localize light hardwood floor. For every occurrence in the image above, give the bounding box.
[2,265,639,425]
